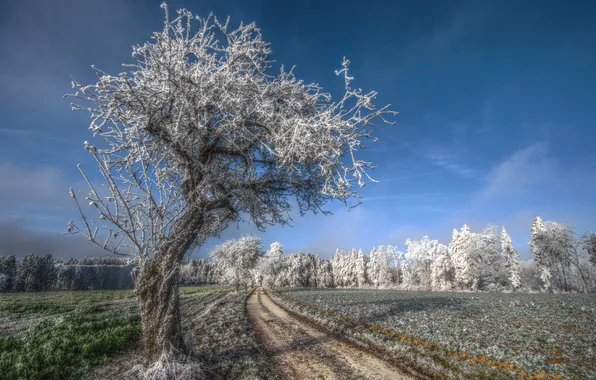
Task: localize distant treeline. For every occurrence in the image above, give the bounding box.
[0,254,218,292]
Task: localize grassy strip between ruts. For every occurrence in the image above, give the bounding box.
[267,289,574,380]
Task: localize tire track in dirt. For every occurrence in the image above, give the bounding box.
[247,288,414,380]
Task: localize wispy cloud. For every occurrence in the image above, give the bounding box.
[362,192,452,203]
[475,142,556,202]
[401,2,493,67]
[388,134,478,180]
[427,151,479,178]
[377,171,445,182]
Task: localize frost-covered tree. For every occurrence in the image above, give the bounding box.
[346,249,359,287]
[367,245,395,288]
[355,248,367,287]
[194,258,217,284]
[331,249,348,287]
[179,260,200,285]
[287,253,304,287]
[529,217,588,292]
[530,216,552,292]
[317,259,334,288]
[0,255,16,292]
[475,225,504,290]
[14,254,56,292]
[210,236,262,291]
[399,260,414,289]
[430,243,453,290]
[64,3,396,365]
[585,231,596,267]
[546,222,574,291]
[284,252,320,287]
[449,225,476,290]
[501,227,521,290]
[449,225,503,291]
[404,236,440,289]
[258,241,284,288]
[333,249,357,288]
[543,222,592,292]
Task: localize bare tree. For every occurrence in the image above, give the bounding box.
[64,2,397,368]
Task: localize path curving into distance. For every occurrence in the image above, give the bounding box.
[247,288,414,380]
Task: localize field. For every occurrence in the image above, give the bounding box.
[2,286,595,380]
[270,288,596,379]
[0,286,273,380]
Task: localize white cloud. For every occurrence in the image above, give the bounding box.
[427,151,479,178]
[475,142,556,202]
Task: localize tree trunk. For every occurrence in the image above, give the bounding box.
[560,264,569,291]
[136,257,186,364]
[134,205,205,365]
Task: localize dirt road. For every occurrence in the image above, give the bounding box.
[247,288,415,380]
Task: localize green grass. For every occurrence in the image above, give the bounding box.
[0,289,141,380]
[0,286,243,380]
[179,285,233,296]
[0,285,233,380]
[1,301,71,315]
[0,309,141,380]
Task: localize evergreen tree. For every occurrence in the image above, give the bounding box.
[0,255,16,292]
[530,216,552,292]
[501,227,521,290]
[356,249,367,288]
[450,225,475,290]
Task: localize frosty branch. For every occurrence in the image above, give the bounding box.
[63,2,397,365]
[65,5,397,262]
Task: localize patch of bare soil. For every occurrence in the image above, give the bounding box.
[247,288,414,380]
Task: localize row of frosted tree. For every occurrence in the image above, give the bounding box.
[0,253,221,292]
[0,253,223,292]
[2,217,595,293]
[210,217,596,293]
[0,255,136,292]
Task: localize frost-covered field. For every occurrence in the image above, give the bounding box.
[273,288,596,379]
[0,286,264,380]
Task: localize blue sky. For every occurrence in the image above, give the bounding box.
[0,0,594,259]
